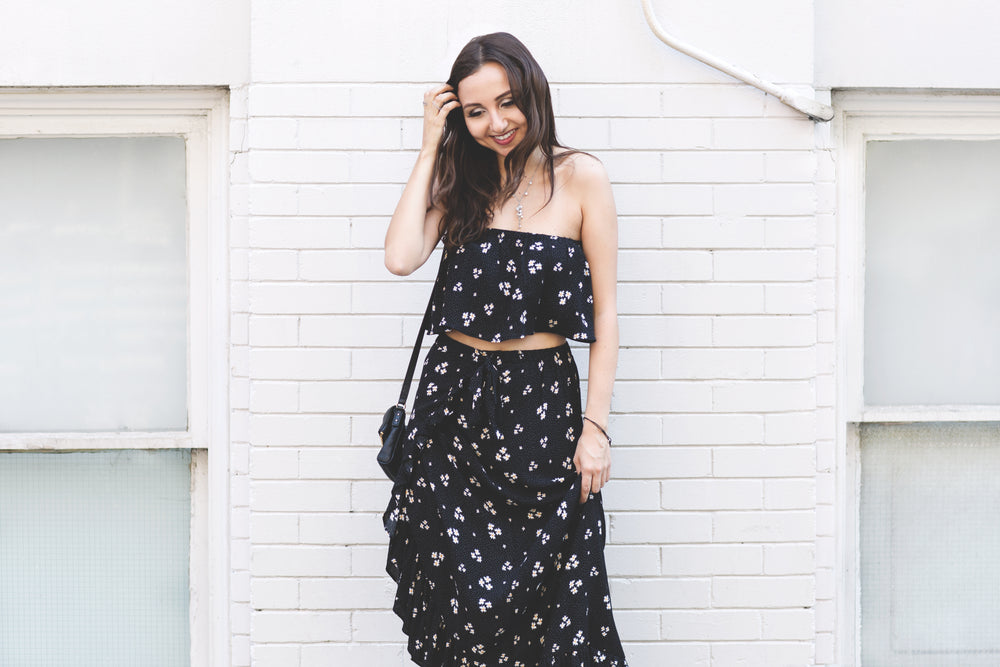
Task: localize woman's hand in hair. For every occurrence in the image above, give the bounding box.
[421,84,460,153]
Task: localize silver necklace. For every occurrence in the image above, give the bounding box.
[512,161,542,230]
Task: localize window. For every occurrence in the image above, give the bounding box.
[0,90,229,667]
[863,138,1000,406]
[0,450,193,666]
[0,136,188,432]
[837,93,1000,665]
[859,423,1000,663]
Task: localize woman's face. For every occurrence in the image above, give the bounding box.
[457,62,528,159]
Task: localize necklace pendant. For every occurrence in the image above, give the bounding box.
[511,165,539,231]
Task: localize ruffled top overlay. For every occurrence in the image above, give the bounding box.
[427,227,596,344]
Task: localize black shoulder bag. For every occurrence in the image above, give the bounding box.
[377,254,444,481]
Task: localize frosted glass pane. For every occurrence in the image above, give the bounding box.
[0,137,187,432]
[864,140,1000,405]
[860,423,1000,665]
[0,450,191,667]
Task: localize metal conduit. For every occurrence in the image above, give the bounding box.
[640,0,834,122]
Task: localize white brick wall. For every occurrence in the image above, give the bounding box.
[229,82,253,667]
[242,3,822,665]
[812,88,839,665]
[0,2,992,665]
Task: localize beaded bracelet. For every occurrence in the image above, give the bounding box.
[582,415,612,446]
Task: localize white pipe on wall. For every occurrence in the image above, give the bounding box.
[640,0,834,122]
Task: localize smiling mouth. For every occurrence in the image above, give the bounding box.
[492,129,515,145]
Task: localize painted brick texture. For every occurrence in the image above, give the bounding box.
[243,3,822,666]
[11,2,997,666]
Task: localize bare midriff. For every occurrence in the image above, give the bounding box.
[444,330,567,351]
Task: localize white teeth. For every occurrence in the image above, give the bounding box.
[494,130,514,141]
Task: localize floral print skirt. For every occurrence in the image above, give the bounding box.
[383,335,628,667]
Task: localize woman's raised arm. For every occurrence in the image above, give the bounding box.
[384,84,460,275]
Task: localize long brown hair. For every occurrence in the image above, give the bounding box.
[434,32,572,248]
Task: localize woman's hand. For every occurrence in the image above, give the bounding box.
[574,418,612,504]
[421,84,460,153]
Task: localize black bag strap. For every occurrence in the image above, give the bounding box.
[395,250,447,407]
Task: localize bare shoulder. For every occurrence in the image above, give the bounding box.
[555,150,610,190]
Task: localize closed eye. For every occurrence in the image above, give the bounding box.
[466,100,515,118]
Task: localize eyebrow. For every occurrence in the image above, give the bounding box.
[462,90,513,110]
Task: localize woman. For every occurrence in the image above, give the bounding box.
[383,32,627,666]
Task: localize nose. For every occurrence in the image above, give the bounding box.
[489,110,507,133]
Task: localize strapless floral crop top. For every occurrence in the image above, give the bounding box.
[427,227,596,343]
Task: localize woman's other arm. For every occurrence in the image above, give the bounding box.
[573,154,619,504]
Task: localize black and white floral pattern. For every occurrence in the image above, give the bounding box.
[384,338,628,667]
[428,228,596,344]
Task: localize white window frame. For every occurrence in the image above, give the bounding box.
[0,88,230,667]
[834,91,1000,666]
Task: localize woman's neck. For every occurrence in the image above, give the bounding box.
[499,149,545,188]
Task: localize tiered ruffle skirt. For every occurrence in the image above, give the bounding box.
[383,336,628,666]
